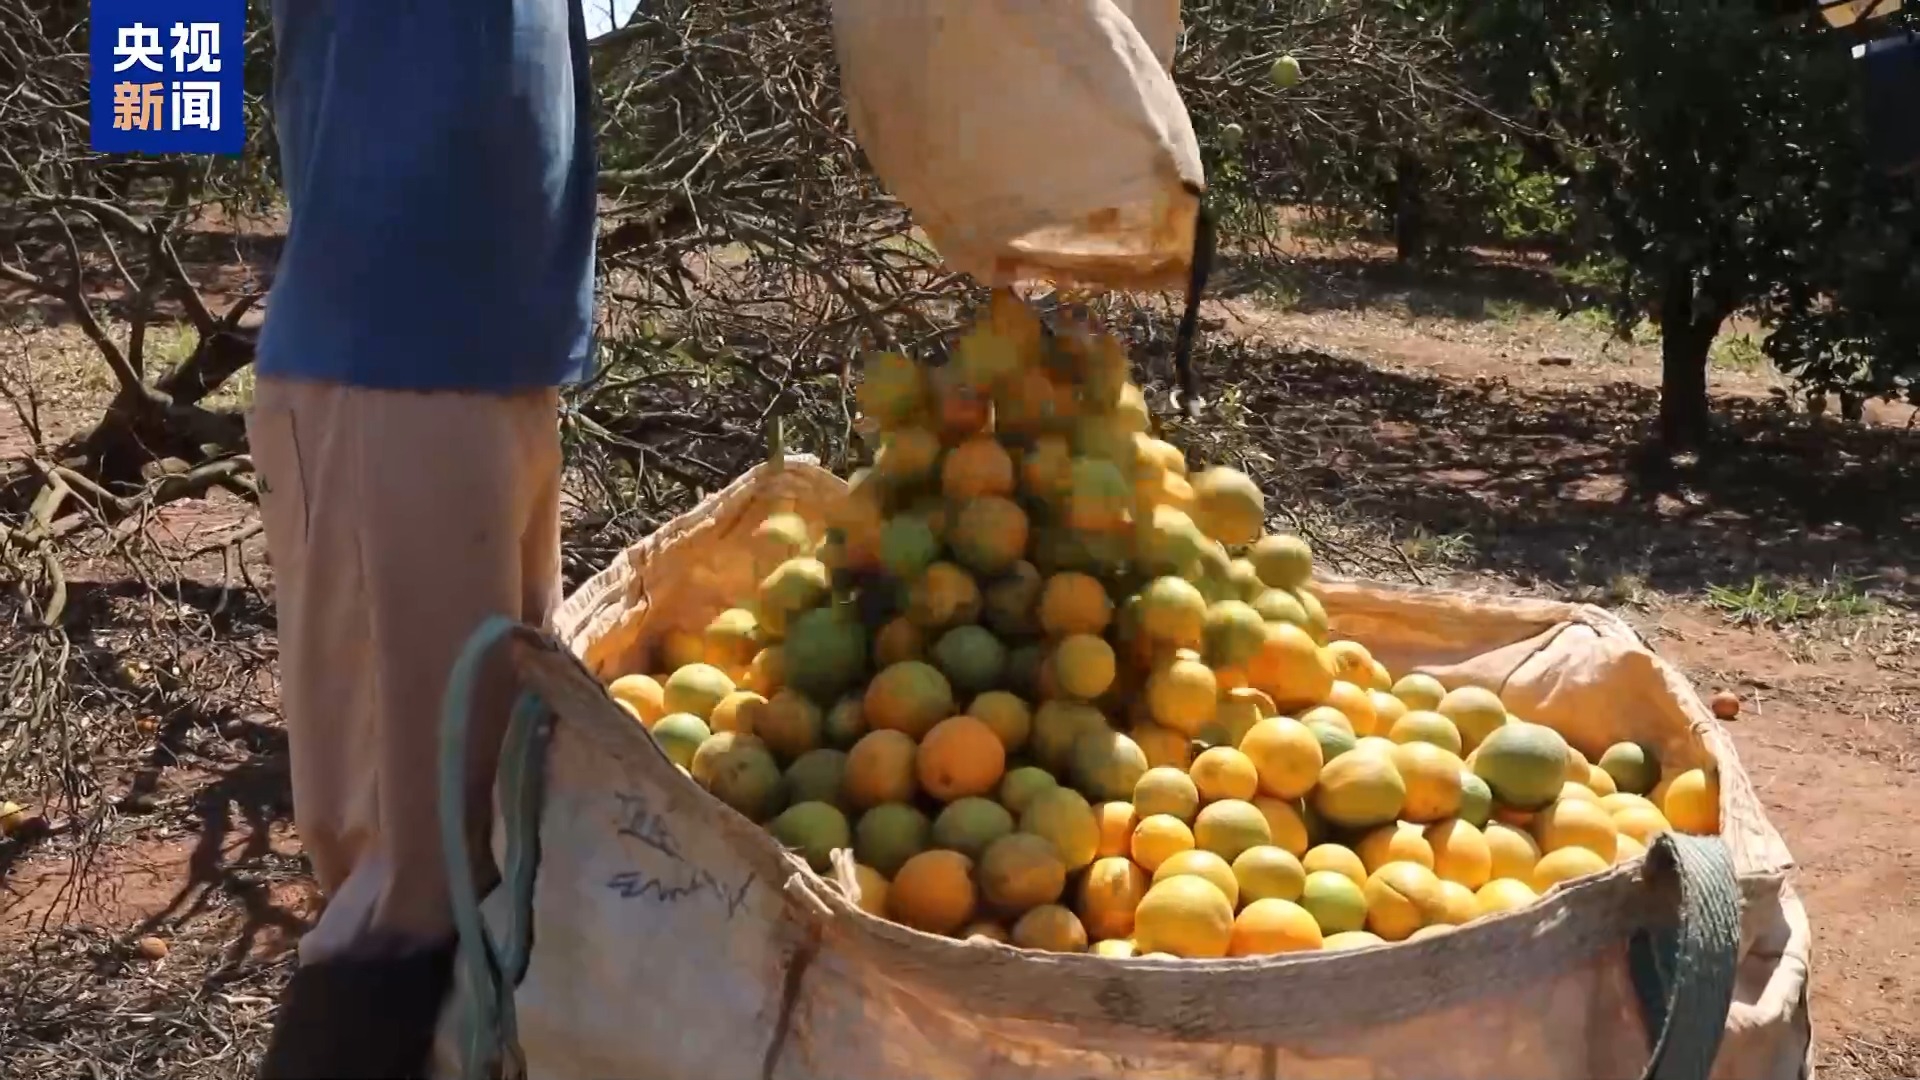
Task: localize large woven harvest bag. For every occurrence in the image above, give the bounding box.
[431,460,1814,1080]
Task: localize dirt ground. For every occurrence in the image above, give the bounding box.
[2,241,1916,1079]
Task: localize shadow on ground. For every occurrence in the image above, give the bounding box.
[0,223,280,330]
[1210,248,1603,323]
[1162,338,1920,608]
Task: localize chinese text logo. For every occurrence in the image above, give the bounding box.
[90,0,244,154]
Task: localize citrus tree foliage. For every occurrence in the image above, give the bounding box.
[1464,0,1913,442]
[1176,0,1489,258]
[1757,9,1920,412]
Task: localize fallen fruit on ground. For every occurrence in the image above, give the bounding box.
[1710,690,1741,720]
[0,801,30,838]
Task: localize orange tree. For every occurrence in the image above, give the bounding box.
[1463,0,1907,445]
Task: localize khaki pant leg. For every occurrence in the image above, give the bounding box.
[247,376,561,964]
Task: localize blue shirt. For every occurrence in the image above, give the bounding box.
[258,1,598,392]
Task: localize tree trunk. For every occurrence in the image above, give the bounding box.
[1389,153,1427,264]
[1657,268,1720,449]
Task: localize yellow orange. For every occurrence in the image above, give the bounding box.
[1425,819,1493,890]
[609,674,667,726]
[1011,904,1089,953]
[1530,846,1611,893]
[1079,857,1151,940]
[1190,746,1260,803]
[1133,876,1236,959]
[1250,797,1310,857]
[1389,741,1466,823]
[1302,844,1368,886]
[1363,861,1448,942]
[1663,768,1721,835]
[1134,767,1201,823]
[1474,878,1539,918]
[1095,801,1139,859]
[1147,655,1219,736]
[1484,821,1541,882]
[1322,680,1380,737]
[1532,799,1620,863]
[1131,814,1197,873]
[1246,621,1336,710]
[1356,821,1436,874]
[1151,849,1241,909]
[1039,572,1113,637]
[1238,716,1324,800]
[1230,899,1324,956]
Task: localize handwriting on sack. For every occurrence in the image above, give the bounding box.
[605,791,755,919]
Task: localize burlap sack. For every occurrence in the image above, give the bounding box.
[433,460,1813,1080]
[831,0,1205,291]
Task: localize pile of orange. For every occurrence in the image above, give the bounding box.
[605,294,1723,957]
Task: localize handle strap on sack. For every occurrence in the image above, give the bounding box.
[440,614,548,1080]
[1632,831,1744,1080]
[1171,189,1216,419]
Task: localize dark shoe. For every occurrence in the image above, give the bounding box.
[259,942,457,1080]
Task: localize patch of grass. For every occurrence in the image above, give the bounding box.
[1568,306,1617,336]
[146,324,199,369]
[1605,571,1650,608]
[1710,332,1768,373]
[1246,270,1303,310]
[875,231,937,260]
[137,324,255,411]
[1705,574,1880,627]
[1565,306,1659,347]
[203,366,255,412]
[1399,526,1476,566]
[1483,298,1530,324]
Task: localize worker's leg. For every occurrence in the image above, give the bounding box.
[250,376,561,1079]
